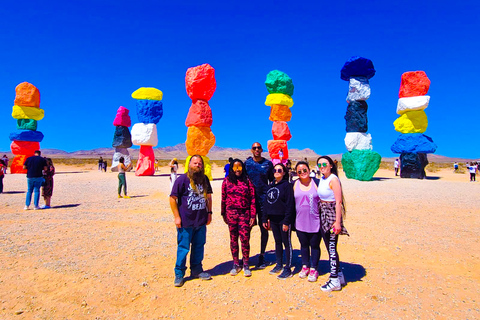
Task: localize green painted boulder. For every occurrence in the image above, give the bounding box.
[265,70,294,96]
[17,119,37,131]
[341,150,381,181]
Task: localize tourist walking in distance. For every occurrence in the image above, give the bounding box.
[221,159,256,277]
[169,158,179,190]
[317,156,349,292]
[170,155,213,287]
[394,159,400,176]
[0,159,5,193]
[245,142,274,269]
[41,158,55,209]
[1,155,8,174]
[117,157,132,198]
[98,157,103,171]
[467,162,477,182]
[23,150,47,210]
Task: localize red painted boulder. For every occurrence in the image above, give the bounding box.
[185,100,213,127]
[10,141,40,155]
[135,145,155,176]
[272,121,292,141]
[10,155,28,174]
[14,82,40,107]
[113,106,131,127]
[268,140,289,160]
[185,64,216,101]
[398,71,430,98]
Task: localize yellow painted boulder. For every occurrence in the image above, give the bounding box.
[265,93,293,108]
[269,104,292,122]
[394,110,428,133]
[184,155,212,181]
[186,126,215,156]
[131,87,163,100]
[12,105,44,121]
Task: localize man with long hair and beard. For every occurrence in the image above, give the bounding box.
[170,155,213,287]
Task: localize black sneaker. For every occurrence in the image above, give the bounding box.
[277,267,293,280]
[174,276,184,287]
[256,255,266,269]
[269,264,283,275]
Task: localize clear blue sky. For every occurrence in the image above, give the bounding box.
[1,1,478,158]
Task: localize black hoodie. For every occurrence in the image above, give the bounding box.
[262,179,295,225]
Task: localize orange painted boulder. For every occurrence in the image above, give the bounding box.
[135,145,155,176]
[185,64,216,101]
[269,104,292,122]
[185,100,213,127]
[268,140,289,159]
[186,126,215,156]
[272,121,292,141]
[14,82,40,107]
[10,155,28,174]
[398,71,430,98]
[10,141,40,155]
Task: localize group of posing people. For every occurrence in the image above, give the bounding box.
[169,142,348,292]
[21,150,55,209]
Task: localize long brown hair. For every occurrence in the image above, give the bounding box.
[317,155,346,219]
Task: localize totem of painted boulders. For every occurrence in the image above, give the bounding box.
[390,133,437,154]
[269,104,292,122]
[10,141,40,155]
[398,71,431,98]
[267,140,289,159]
[344,133,372,152]
[136,100,163,124]
[341,150,382,181]
[113,106,132,127]
[185,126,215,156]
[346,77,371,103]
[272,121,292,141]
[14,82,41,107]
[185,64,216,101]
[341,56,376,81]
[396,95,430,115]
[131,123,158,146]
[393,110,428,133]
[10,155,28,174]
[17,119,37,131]
[265,93,294,108]
[400,152,428,179]
[9,130,44,142]
[185,100,213,127]
[112,126,133,148]
[345,100,368,132]
[136,145,155,176]
[265,70,294,96]
[12,105,44,121]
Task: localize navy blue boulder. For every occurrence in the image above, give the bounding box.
[341,56,376,81]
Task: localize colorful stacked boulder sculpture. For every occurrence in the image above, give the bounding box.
[340,57,381,181]
[111,106,133,171]
[9,82,44,174]
[131,87,163,176]
[183,63,216,180]
[265,70,294,165]
[391,71,436,178]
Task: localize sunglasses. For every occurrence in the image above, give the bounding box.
[274,168,283,173]
[233,165,243,171]
[252,146,262,150]
[297,168,308,174]
[317,163,328,168]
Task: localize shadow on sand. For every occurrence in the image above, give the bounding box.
[1,191,26,194]
[52,204,81,209]
[56,171,87,174]
[371,177,393,181]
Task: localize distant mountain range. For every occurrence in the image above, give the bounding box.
[1,144,477,163]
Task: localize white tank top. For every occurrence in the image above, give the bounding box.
[317,174,337,201]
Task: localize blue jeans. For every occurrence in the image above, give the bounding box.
[175,225,207,278]
[26,177,44,207]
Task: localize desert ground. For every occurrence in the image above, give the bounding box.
[0,163,479,320]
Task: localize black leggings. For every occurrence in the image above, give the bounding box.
[296,230,321,269]
[470,173,476,181]
[322,230,340,277]
[270,219,292,268]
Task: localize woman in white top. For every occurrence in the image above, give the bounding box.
[169,158,179,189]
[317,155,349,292]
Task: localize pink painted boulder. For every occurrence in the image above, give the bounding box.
[113,106,131,127]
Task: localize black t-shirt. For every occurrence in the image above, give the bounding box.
[24,156,47,178]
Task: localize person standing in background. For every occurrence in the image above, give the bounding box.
[41,158,55,209]
[1,155,8,174]
[23,150,47,210]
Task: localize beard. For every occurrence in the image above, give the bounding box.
[188,166,205,185]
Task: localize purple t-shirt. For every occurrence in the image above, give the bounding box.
[294,180,320,233]
[170,174,213,228]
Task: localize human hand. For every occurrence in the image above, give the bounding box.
[249,218,255,227]
[263,221,270,230]
[333,221,341,235]
[174,217,182,229]
[207,213,212,225]
[282,224,289,232]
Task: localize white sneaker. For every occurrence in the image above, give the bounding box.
[321,277,341,292]
[24,206,30,210]
[33,206,41,210]
[298,265,309,279]
[338,271,346,286]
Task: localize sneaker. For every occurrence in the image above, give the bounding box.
[277,267,293,280]
[33,206,41,210]
[230,265,242,276]
[338,271,346,286]
[256,255,266,270]
[118,195,123,198]
[193,271,212,280]
[243,267,252,277]
[308,269,319,282]
[298,265,309,279]
[24,206,30,210]
[123,195,131,199]
[174,276,184,287]
[40,205,51,209]
[321,277,341,292]
[269,264,283,275]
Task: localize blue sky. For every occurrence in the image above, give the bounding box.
[1,1,478,158]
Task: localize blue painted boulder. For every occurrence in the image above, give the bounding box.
[136,100,163,124]
[112,126,133,148]
[391,133,437,154]
[345,100,368,132]
[341,56,376,81]
[9,130,44,142]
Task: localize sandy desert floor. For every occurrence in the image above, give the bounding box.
[0,165,479,319]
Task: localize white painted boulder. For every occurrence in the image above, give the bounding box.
[396,95,429,115]
[344,132,372,151]
[131,123,158,146]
